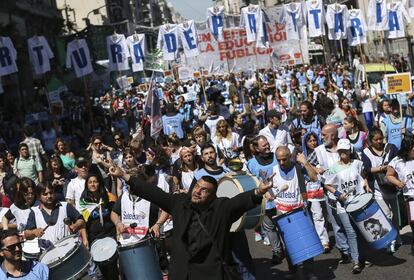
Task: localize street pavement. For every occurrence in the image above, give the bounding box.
[247,226,414,280]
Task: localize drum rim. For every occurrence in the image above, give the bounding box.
[118,237,153,251]
[219,175,265,232]
[90,237,118,262]
[345,193,374,213]
[39,234,81,268]
[274,207,304,221]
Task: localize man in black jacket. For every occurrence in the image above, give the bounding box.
[109,167,273,280]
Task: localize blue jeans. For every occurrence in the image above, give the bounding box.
[326,201,350,254]
[364,112,374,130]
[337,212,359,263]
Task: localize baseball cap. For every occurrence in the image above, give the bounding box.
[337,139,351,151]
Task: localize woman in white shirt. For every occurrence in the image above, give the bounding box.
[360,81,377,130]
[386,139,414,256]
[212,120,240,162]
[324,139,371,274]
[172,147,198,191]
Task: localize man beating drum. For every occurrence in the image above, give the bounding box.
[269,146,319,277]
[109,166,274,280]
[24,182,86,250]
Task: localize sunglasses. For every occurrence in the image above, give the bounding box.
[2,242,22,252]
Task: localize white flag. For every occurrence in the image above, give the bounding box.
[367,0,388,31]
[27,36,54,75]
[178,20,199,58]
[126,34,146,72]
[305,0,325,38]
[157,24,179,61]
[107,34,130,71]
[0,37,18,76]
[66,39,93,78]
[240,5,264,43]
[207,6,225,41]
[326,4,348,40]
[282,2,306,40]
[347,9,367,46]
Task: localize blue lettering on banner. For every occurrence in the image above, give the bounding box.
[376,3,382,24]
[32,45,44,66]
[262,22,268,42]
[310,9,321,29]
[164,33,177,53]
[350,18,363,37]
[279,192,296,199]
[0,47,12,67]
[110,43,122,63]
[133,43,145,63]
[388,11,400,31]
[122,211,146,221]
[289,12,298,32]
[72,48,88,68]
[183,29,196,49]
[334,12,344,33]
[248,13,256,34]
[212,15,223,36]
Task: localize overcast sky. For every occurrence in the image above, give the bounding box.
[168,0,213,21]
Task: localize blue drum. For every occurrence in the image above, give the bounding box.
[275,207,324,265]
[217,173,265,232]
[346,193,397,249]
[118,238,162,280]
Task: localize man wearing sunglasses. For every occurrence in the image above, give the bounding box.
[0,230,48,279]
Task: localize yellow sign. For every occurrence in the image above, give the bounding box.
[385,72,412,95]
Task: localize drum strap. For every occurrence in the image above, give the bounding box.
[295,163,307,199]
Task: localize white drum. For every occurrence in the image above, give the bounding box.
[22,238,41,260]
[217,173,264,232]
[39,235,91,280]
[90,237,118,265]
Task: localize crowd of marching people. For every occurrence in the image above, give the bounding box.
[1,61,414,280]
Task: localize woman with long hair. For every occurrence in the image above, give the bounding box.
[342,116,367,156]
[338,97,357,118]
[362,128,399,253]
[172,147,198,192]
[386,139,414,255]
[81,174,118,280]
[2,178,38,232]
[360,81,376,129]
[212,120,240,162]
[302,132,330,252]
[54,138,75,171]
[46,155,68,202]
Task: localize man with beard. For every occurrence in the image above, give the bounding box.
[0,230,49,279]
[259,110,293,153]
[190,144,257,279]
[25,182,85,250]
[108,166,272,280]
[246,136,283,264]
[310,124,352,264]
[290,101,323,136]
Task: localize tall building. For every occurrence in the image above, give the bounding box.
[0,0,63,115]
[57,0,109,33]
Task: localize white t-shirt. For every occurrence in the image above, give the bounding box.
[205,116,225,139]
[212,132,240,159]
[65,177,85,211]
[388,157,414,197]
[325,160,365,213]
[361,88,376,113]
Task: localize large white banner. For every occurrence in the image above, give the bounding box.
[187,7,308,74]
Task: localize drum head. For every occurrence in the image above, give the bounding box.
[40,235,79,265]
[22,239,40,254]
[346,193,373,213]
[217,178,242,199]
[91,237,118,262]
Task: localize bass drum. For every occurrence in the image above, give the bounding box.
[39,235,91,280]
[90,237,118,265]
[217,173,265,232]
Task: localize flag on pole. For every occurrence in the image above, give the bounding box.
[145,75,163,139]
